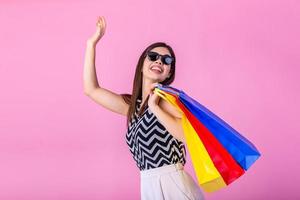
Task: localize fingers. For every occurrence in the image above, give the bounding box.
[96,16,104,28]
[150,83,162,91]
[154,83,162,88]
[95,16,106,37]
[98,17,103,36]
[96,16,102,27]
[101,16,106,35]
[102,16,106,29]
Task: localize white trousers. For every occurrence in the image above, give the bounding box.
[140,163,205,200]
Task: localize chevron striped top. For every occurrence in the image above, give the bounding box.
[126,98,186,171]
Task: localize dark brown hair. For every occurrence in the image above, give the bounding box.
[121,42,176,128]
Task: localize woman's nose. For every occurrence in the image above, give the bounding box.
[155,57,162,65]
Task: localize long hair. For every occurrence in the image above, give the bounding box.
[121,42,176,128]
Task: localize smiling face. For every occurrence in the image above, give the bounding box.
[142,47,172,83]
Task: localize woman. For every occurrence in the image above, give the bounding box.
[83,16,205,200]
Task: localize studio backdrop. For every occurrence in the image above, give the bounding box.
[0,0,299,199]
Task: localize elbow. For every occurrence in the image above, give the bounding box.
[175,127,186,143]
[84,85,100,96]
[169,117,185,143]
[175,118,185,143]
[84,89,92,96]
[83,86,97,96]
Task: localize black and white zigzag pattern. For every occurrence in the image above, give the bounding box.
[126,98,186,170]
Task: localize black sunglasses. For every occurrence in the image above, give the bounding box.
[147,51,174,65]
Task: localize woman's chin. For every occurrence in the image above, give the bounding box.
[144,73,166,82]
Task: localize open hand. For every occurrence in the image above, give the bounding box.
[87,16,106,45]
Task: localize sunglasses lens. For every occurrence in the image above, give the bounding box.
[163,56,173,65]
[147,52,159,61]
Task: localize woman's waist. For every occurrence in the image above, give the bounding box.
[140,162,184,178]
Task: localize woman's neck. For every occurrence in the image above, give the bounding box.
[141,78,157,104]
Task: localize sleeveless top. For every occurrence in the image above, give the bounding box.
[125,98,186,171]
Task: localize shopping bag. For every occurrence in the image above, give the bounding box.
[158,89,245,185]
[156,85,261,170]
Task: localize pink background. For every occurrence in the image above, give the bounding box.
[0,0,299,199]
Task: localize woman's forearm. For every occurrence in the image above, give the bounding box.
[151,105,185,143]
[83,41,100,94]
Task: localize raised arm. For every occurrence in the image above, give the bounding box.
[83,16,130,116]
